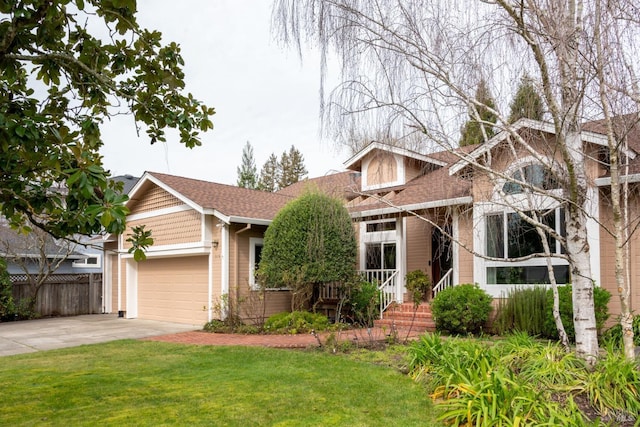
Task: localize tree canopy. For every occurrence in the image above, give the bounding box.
[459,79,498,147]
[257,145,308,192]
[278,145,308,189]
[258,192,356,307]
[257,153,279,192]
[508,75,544,123]
[0,0,215,238]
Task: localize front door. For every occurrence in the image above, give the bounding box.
[431,225,452,285]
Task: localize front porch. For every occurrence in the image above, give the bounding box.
[361,267,453,316]
[317,268,454,332]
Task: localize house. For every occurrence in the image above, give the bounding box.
[103,173,297,325]
[106,117,640,325]
[0,222,101,275]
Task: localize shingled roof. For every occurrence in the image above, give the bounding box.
[346,151,472,217]
[276,171,360,201]
[142,172,295,222]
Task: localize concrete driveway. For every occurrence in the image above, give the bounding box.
[0,314,198,357]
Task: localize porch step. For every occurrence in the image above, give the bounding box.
[374,302,436,333]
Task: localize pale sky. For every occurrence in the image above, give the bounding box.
[99,0,346,185]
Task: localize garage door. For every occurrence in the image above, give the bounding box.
[137,256,209,325]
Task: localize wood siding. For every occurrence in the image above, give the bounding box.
[404,158,424,183]
[457,210,475,284]
[128,184,183,215]
[125,209,202,249]
[599,191,640,320]
[366,153,397,187]
[405,216,431,277]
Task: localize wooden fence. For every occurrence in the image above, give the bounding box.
[10,273,102,316]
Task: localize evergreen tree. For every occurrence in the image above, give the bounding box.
[459,79,498,147]
[236,141,258,189]
[508,75,544,123]
[287,146,308,185]
[257,153,280,192]
[257,146,308,192]
[278,146,308,189]
[277,150,292,190]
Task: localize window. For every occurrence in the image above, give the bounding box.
[365,242,396,270]
[366,221,396,232]
[503,164,559,195]
[249,238,263,290]
[485,209,568,285]
[72,255,101,268]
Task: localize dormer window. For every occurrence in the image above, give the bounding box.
[502,164,558,195]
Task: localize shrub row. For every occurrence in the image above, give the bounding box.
[409,333,640,425]
[493,285,611,341]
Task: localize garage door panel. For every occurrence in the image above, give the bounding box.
[137,256,209,325]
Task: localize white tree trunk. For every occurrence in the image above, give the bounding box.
[564,131,599,364]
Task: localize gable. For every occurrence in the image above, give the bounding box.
[128,182,185,216]
[365,152,398,188]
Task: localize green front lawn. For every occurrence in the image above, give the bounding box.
[0,341,434,426]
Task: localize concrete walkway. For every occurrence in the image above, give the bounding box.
[0,314,198,357]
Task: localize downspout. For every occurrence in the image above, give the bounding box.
[234,224,252,318]
[102,248,114,313]
[117,234,123,317]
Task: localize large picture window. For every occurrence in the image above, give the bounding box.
[485,208,568,285]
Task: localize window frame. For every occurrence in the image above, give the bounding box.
[477,158,570,291]
[249,237,263,290]
[483,208,569,286]
[72,255,101,269]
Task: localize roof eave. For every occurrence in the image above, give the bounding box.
[449,118,636,176]
[128,172,206,214]
[594,174,640,186]
[343,141,447,170]
[349,196,473,219]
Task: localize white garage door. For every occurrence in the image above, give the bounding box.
[137,256,209,325]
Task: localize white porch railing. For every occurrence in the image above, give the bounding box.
[432,268,453,298]
[360,269,399,318]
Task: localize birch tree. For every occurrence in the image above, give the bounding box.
[273,0,640,362]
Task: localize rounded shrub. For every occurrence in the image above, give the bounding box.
[542,285,611,341]
[431,284,492,335]
[258,192,357,310]
[405,270,432,305]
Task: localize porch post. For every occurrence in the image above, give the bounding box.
[398,217,406,303]
[452,208,460,286]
